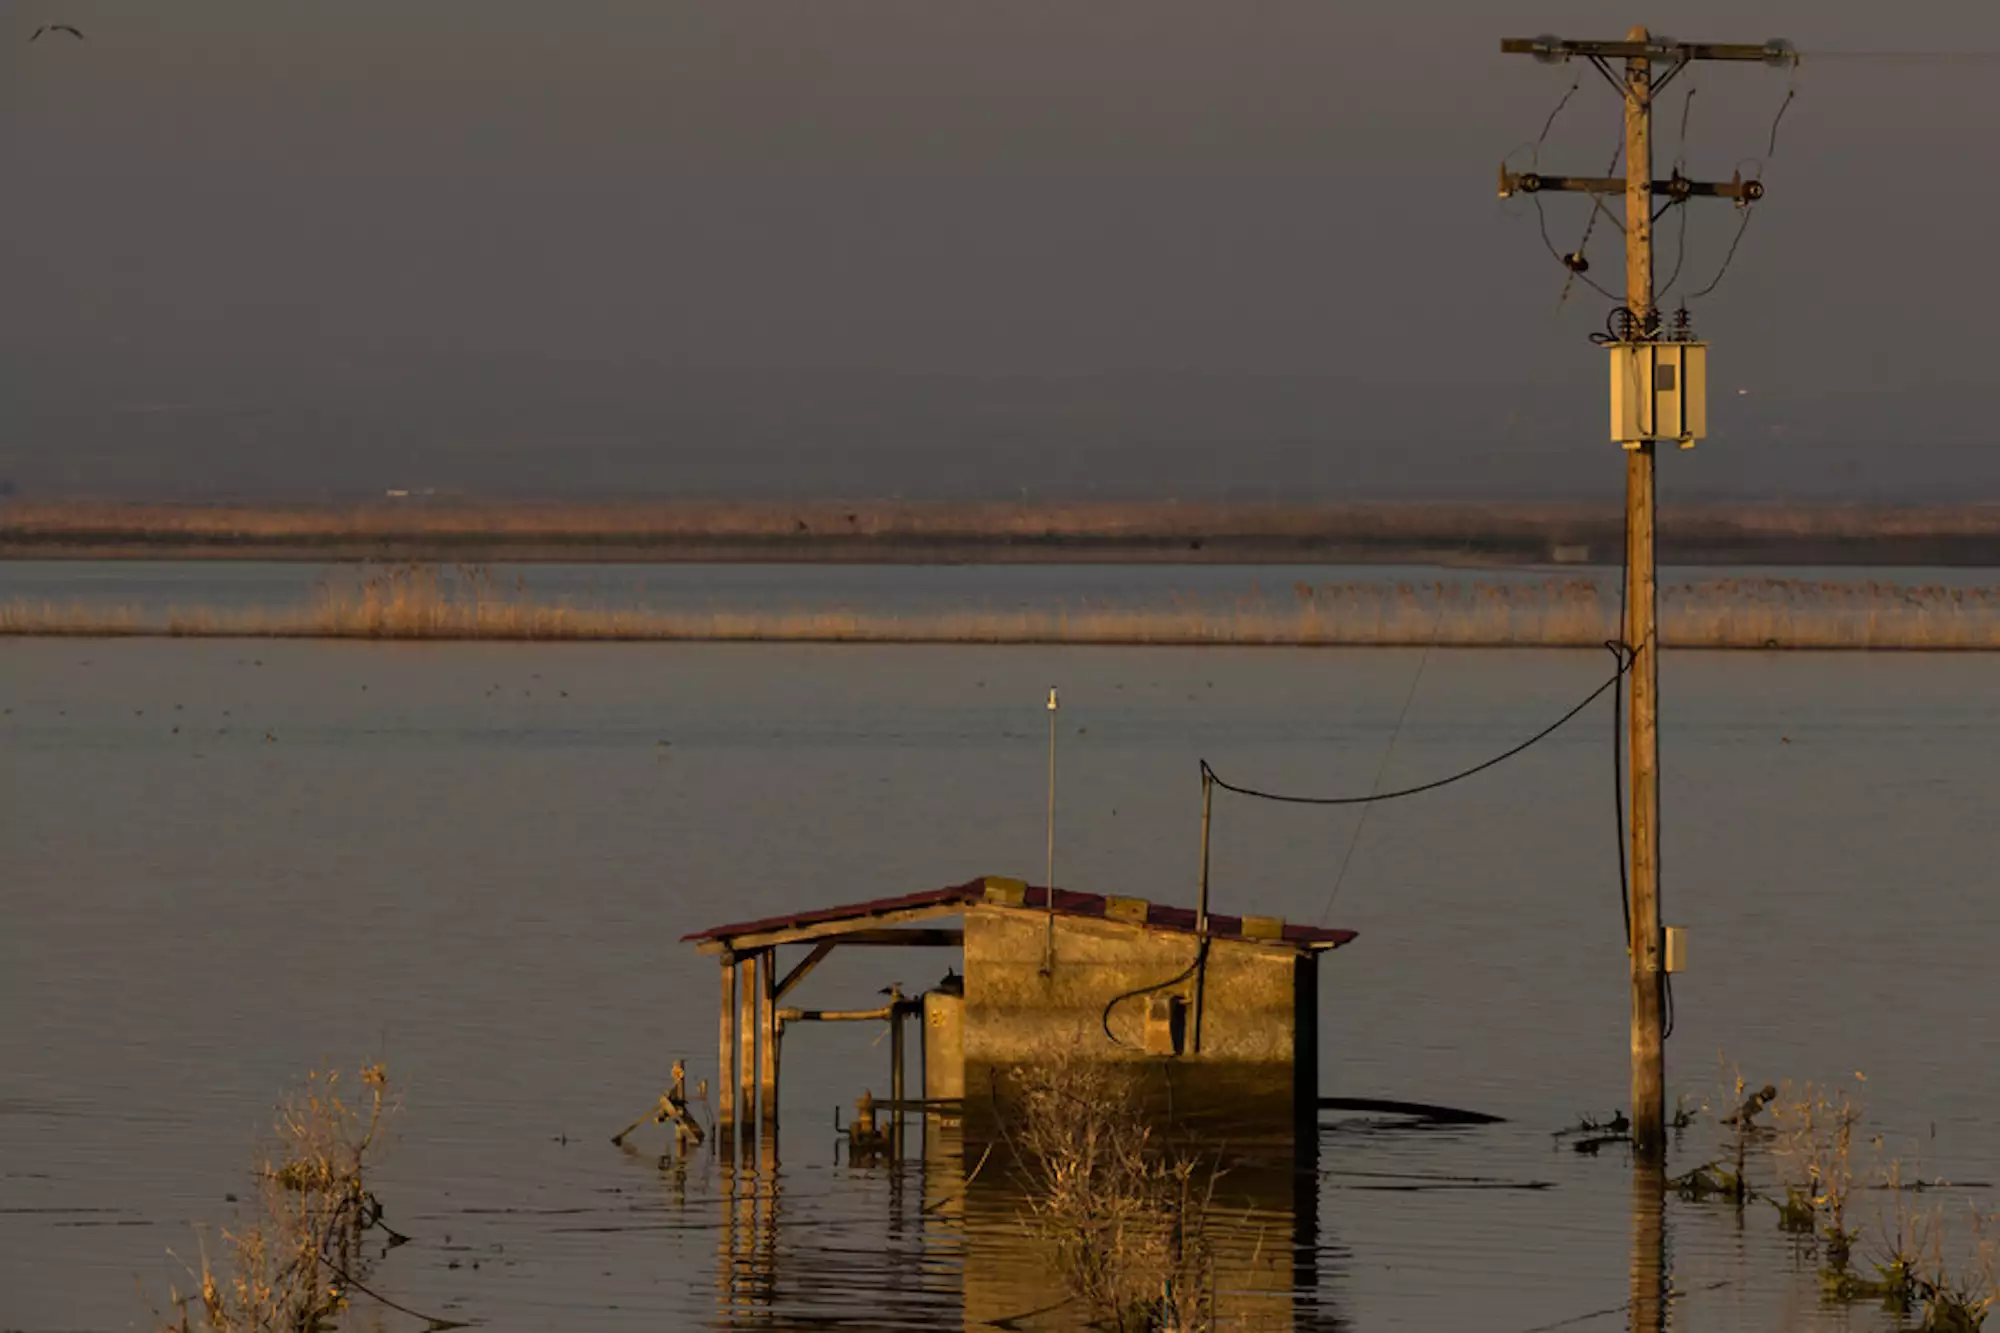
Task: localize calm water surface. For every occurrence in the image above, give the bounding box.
[3,625,1998,1330]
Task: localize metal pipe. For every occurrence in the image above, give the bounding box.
[889,990,906,1152]
[1196,771,1213,934]
[775,1004,904,1024]
[1043,686,1059,974]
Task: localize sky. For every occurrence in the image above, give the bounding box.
[0,1,1995,503]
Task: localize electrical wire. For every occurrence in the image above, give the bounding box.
[1550,132,1630,308]
[1201,644,1638,808]
[1651,83,1696,300]
[1686,75,1792,303]
[1655,202,1690,301]
[1610,471,1672,1042]
[1610,622,1631,944]
[1534,75,1582,165]
[1796,50,2000,62]
[1534,193,1623,305]
[1673,84,1697,174]
[1101,938,1205,1047]
[1665,958,1677,1040]
[1130,638,1637,1041]
[1315,623,1439,924]
[1766,86,1796,158]
[1687,206,1754,300]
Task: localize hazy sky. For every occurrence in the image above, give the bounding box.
[1,1,1995,502]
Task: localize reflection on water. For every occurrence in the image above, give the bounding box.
[702,1117,1324,1331]
[638,1113,1756,1331]
[1630,1158,1666,1333]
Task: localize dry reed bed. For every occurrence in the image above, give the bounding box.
[8,573,2000,647]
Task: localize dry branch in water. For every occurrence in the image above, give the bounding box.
[1007,1049,1219,1332]
[157,1063,438,1333]
[1678,1068,2000,1328]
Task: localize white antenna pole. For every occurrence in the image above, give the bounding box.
[1043,685,1059,974]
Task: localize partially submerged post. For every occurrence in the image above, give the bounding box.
[717,954,736,1142]
[760,962,779,1136]
[886,983,907,1147]
[737,952,758,1139]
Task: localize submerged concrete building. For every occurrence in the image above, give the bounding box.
[685,875,1355,1150]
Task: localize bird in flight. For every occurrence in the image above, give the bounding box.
[30,24,84,41]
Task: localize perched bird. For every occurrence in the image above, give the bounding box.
[1722,1084,1780,1127]
[31,24,84,41]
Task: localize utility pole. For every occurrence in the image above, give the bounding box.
[1619,24,1668,1170]
[1499,26,1792,1157]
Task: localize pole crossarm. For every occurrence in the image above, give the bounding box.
[1502,36,1797,65]
[1498,169,1764,203]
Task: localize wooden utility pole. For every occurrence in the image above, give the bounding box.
[1620,25,1667,1162]
[1499,27,1792,1157]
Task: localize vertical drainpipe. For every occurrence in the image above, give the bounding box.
[1190,769,1214,1054]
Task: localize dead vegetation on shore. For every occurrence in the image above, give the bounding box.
[7,564,2000,648]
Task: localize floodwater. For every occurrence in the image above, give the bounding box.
[4,567,2000,1331]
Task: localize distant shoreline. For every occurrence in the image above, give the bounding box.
[7,499,2000,567]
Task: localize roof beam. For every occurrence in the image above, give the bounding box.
[771,941,835,1004]
[694,916,965,954]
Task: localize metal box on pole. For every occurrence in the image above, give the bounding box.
[1609,341,1708,449]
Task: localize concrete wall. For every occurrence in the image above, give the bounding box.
[960,905,1316,1147]
[922,990,966,1100]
